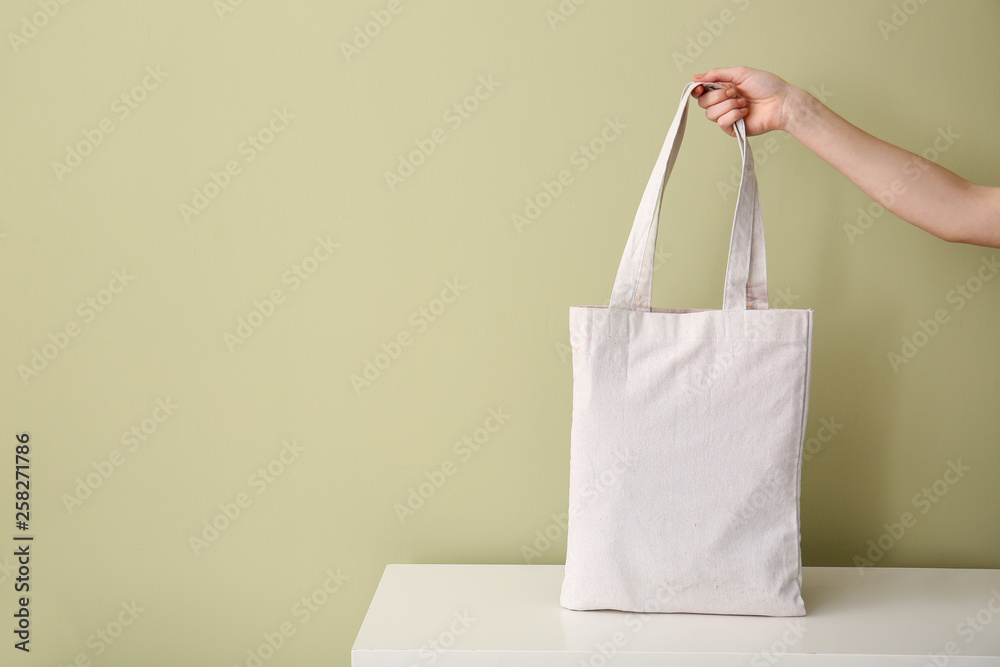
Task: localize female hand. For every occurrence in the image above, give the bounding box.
[688,66,1000,246]
[691,67,796,137]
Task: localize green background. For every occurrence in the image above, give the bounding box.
[2,0,998,664]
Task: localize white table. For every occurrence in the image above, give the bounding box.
[353,564,1000,666]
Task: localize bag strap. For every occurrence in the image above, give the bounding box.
[726,117,769,310]
[608,81,769,312]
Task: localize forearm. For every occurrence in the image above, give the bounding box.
[781,87,1000,247]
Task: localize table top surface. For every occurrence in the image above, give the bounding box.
[353,564,1000,660]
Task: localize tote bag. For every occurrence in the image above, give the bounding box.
[560,81,813,616]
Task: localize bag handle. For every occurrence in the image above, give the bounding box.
[608,81,768,312]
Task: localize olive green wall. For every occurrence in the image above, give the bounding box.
[2,0,998,664]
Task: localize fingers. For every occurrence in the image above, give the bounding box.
[694,84,738,107]
[689,67,754,136]
[703,95,746,122]
[692,87,748,137]
[692,66,748,85]
[715,105,748,136]
[691,81,734,98]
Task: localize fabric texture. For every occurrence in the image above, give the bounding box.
[560,81,813,617]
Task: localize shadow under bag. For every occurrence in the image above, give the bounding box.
[560,81,813,616]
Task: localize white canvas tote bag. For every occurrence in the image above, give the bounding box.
[560,81,813,616]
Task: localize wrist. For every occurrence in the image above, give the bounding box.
[779,85,820,137]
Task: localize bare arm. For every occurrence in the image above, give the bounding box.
[691,67,1000,248]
